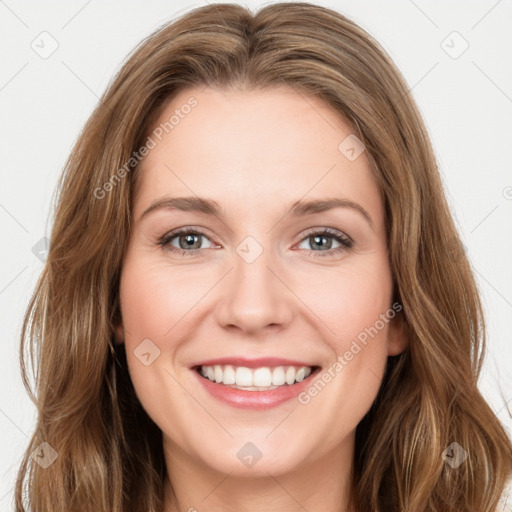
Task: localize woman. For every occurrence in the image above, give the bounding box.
[15,2,512,511]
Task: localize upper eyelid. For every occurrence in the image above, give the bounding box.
[300,226,352,242]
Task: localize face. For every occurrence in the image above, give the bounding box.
[116,85,407,479]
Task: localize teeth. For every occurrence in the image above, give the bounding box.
[295,367,307,382]
[285,366,295,385]
[235,366,253,386]
[272,367,286,385]
[198,364,313,389]
[222,365,235,385]
[253,367,272,387]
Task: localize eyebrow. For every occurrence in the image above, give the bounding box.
[139,196,374,229]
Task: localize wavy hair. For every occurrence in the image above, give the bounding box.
[15,2,512,511]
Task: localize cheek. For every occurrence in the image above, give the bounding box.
[291,255,393,349]
[119,256,203,339]
[292,257,392,430]
[118,259,178,395]
[118,258,201,440]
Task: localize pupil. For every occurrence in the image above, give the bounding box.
[312,235,331,250]
[180,234,200,250]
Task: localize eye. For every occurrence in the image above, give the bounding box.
[296,228,353,258]
[158,227,216,255]
[158,226,354,258]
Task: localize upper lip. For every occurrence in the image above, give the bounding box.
[191,357,318,369]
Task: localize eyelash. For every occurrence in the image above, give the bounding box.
[157,226,354,258]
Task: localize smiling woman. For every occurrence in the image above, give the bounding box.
[14,2,512,512]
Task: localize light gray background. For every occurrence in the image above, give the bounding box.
[1,0,511,508]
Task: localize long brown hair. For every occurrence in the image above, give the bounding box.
[15,2,512,511]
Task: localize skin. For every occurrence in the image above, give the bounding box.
[115,85,408,512]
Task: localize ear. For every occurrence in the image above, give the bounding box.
[387,308,409,356]
[114,321,124,345]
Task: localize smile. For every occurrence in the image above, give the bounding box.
[192,362,321,410]
[197,364,315,390]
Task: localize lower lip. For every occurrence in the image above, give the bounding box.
[193,367,320,410]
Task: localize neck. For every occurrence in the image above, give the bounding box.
[162,432,356,512]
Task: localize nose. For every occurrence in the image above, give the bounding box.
[215,245,294,336]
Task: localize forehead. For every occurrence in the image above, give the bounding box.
[134,86,383,226]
